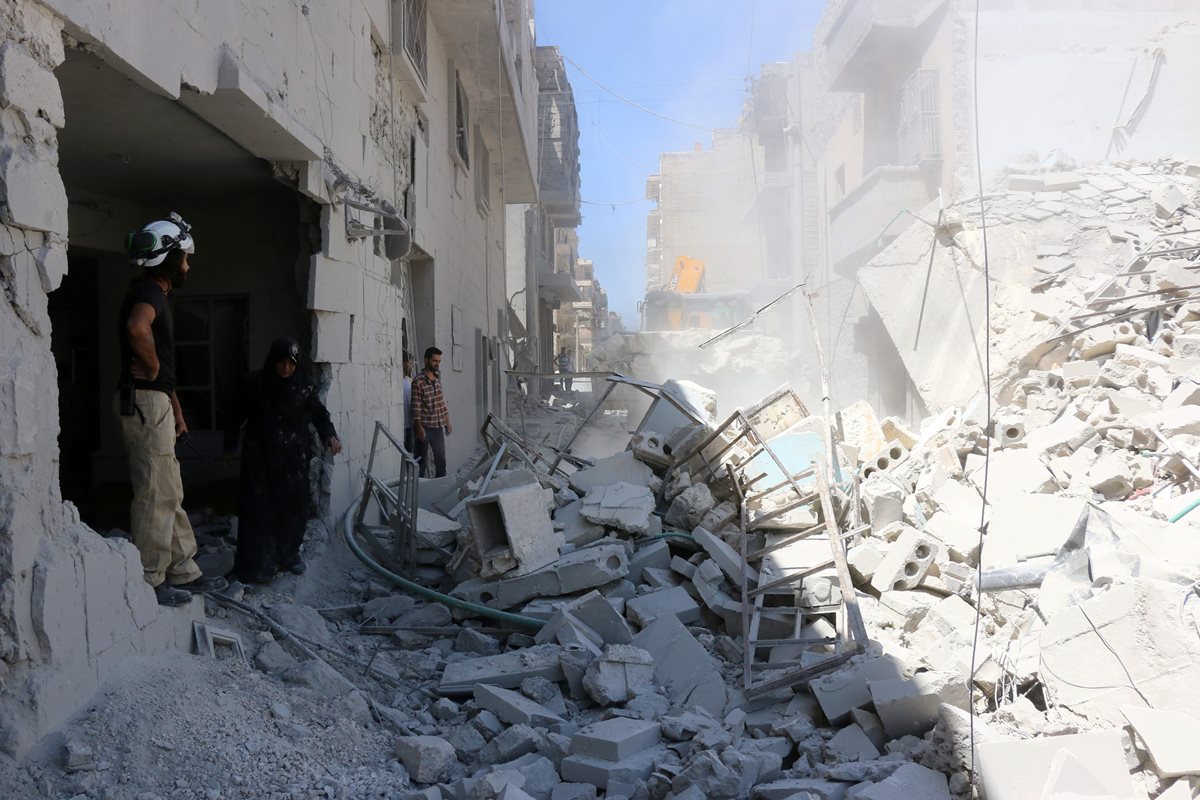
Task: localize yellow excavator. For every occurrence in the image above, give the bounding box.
[642,257,751,331]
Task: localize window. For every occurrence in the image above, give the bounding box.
[450,67,470,168]
[398,0,428,84]
[474,126,491,215]
[898,69,942,165]
[173,296,249,431]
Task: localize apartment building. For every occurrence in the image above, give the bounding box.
[0,0,539,756]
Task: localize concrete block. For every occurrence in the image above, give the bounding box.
[670,555,697,580]
[469,483,564,579]
[754,778,853,798]
[582,644,655,705]
[1022,414,1095,456]
[809,655,906,725]
[856,764,950,800]
[438,644,564,695]
[312,311,353,363]
[570,718,661,762]
[1152,182,1188,218]
[692,526,757,583]
[0,147,68,234]
[861,474,905,531]
[906,595,978,677]
[862,443,908,479]
[307,255,363,314]
[664,482,715,530]
[1121,704,1200,778]
[868,671,968,739]
[849,708,886,751]
[825,724,880,763]
[975,731,1135,800]
[534,590,632,653]
[1007,174,1043,192]
[560,745,667,790]
[555,499,605,547]
[1164,381,1200,409]
[0,43,64,127]
[698,499,737,532]
[550,784,596,800]
[630,430,671,468]
[625,586,701,627]
[569,452,652,494]
[1087,452,1132,499]
[630,614,727,716]
[478,725,540,766]
[474,684,564,726]
[627,539,670,583]
[1041,172,1082,191]
[847,540,884,584]
[454,543,630,610]
[869,528,938,592]
[394,735,458,783]
[579,483,655,534]
[982,493,1085,569]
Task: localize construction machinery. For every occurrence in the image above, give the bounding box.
[641,256,753,331]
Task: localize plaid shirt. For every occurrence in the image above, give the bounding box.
[411,372,450,428]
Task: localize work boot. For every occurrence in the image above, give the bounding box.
[172,575,228,594]
[154,583,191,607]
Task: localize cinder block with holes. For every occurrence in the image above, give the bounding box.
[861,443,909,480]
[995,416,1026,449]
[468,483,563,579]
[870,528,938,592]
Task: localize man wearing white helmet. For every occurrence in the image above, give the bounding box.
[116,213,226,606]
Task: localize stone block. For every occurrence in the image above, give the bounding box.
[627,539,670,583]
[869,528,938,592]
[469,483,563,578]
[0,43,64,127]
[560,745,667,790]
[625,586,701,627]
[847,541,883,584]
[569,452,652,494]
[809,654,906,725]
[439,644,564,695]
[582,644,655,705]
[630,430,671,468]
[474,684,564,726]
[975,731,1135,800]
[1007,174,1043,192]
[1121,704,1200,778]
[579,483,655,534]
[570,718,661,762]
[395,735,458,783]
[630,614,727,715]
[1041,172,1082,191]
[1152,183,1188,218]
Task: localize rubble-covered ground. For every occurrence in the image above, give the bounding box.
[4,159,1200,800]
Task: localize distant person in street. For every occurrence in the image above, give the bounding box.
[412,346,452,477]
[402,351,415,454]
[556,347,572,392]
[224,337,341,583]
[116,212,226,606]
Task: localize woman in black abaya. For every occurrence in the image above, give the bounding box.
[224,338,342,582]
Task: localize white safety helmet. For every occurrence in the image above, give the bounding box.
[126,212,195,268]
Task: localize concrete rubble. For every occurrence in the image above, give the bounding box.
[7,158,1200,799]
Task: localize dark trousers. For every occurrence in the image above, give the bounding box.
[416,426,447,478]
[404,427,414,455]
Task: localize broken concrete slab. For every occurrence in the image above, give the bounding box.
[869,527,938,592]
[570,718,661,762]
[439,644,565,695]
[266,603,335,647]
[692,526,757,584]
[625,585,701,627]
[579,483,656,535]
[868,671,968,739]
[825,724,880,763]
[855,763,951,800]
[474,684,565,726]
[416,507,462,548]
[469,483,564,579]
[534,590,632,654]
[809,654,907,725]
[559,744,668,790]
[569,453,653,494]
[630,614,727,716]
[630,430,672,468]
[554,499,606,548]
[975,730,1136,800]
[627,539,670,583]
[664,482,716,531]
[1121,704,1200,778]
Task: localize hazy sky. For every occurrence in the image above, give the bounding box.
[535,1,822,323]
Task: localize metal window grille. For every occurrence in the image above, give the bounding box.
[897,68,941,165]
[400,0,427,84]
[455,74,470,166]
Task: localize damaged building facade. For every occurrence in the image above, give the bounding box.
[0,0,543,757]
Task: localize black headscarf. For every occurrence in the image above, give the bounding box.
[263,337,310,416]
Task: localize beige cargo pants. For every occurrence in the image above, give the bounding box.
[114,390,202,587]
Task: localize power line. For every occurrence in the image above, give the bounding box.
[581,197,649,208]
[562,54,726,135]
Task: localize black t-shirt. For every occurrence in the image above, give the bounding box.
[118,278,175,394]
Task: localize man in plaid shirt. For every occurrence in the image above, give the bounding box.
[411,346,452,477]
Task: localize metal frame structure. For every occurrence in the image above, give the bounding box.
[353,422,421,576]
